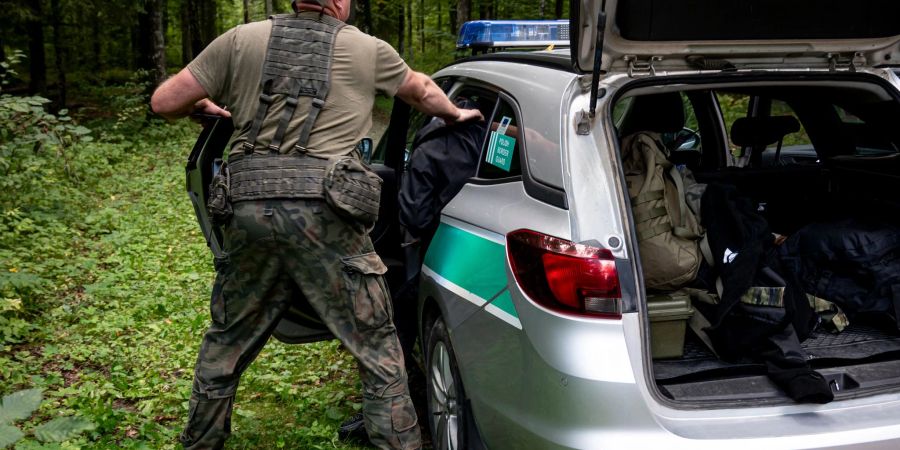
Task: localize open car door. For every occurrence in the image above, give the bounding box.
[186,118,333,344]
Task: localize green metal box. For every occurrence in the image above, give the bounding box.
[648,293,694,359]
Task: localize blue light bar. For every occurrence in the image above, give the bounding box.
[457,20,570,50]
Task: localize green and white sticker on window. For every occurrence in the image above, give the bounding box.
[486,116,515,172]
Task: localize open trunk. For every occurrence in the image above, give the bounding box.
[615,73,900,405]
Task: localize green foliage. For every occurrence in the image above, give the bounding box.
[0,389,94,448]
[0,424,24,449]
[0,389,43,424]
[0,74,376,448]
[33,417,96,443]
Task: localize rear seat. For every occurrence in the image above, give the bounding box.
[696,116,830,234]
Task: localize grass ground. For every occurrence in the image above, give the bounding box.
[1,87,396,448]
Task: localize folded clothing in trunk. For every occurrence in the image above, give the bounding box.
[781,218,900,326]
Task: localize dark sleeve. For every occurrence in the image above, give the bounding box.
[398,147,439,238]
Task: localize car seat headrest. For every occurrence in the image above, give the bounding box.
[619,93,686,136]
[731,116,801,148]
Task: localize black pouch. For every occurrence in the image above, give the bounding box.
[324,156,383,226]
[207,159,233,225]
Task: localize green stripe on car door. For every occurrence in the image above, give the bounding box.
[423,222,520,326]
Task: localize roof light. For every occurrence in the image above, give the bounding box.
[457,20,570,50]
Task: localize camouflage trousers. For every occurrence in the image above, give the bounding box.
[179,199,421,450]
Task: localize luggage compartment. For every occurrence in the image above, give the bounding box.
[615,75,900,406]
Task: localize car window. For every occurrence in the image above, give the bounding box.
[769,99,812,149]
[477,98,523,179]
[715,92,752,162]
[833,103,900,156]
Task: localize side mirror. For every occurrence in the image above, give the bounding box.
[357,138,374,164]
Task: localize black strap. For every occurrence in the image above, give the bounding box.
[243,82,275,154]
[269,85,300,153]
[243,13,345,155]
[295,98,326,152]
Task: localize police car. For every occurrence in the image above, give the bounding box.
[189,1,900,448]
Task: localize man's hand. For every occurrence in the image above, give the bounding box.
[188,99,232,126]
[447,108,484,125]
[397,70,486,125]
[151,69,228,122]
[192,99,231,118]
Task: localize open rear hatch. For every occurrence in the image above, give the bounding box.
[585,1,900,406]
[570,0,900,73]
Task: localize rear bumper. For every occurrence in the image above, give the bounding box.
[479,296,900,449]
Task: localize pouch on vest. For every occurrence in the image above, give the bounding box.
[207,159,233,226]
[622,131,703,290]
[324,156,383,227]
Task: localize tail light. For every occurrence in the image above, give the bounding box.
[507,229,621,318]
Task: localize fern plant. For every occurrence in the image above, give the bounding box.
[0,389,95,448]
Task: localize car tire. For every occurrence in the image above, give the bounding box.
[425,317,467,450]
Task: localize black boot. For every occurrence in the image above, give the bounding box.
[338,412,370,443]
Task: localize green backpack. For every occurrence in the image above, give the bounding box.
[622,131,703,291]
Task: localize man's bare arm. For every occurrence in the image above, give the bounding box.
[395,70,483,124]
[150,68,231,121]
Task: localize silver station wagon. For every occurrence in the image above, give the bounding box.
[188,1,900,448]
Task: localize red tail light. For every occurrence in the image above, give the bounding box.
[507,229,622,318]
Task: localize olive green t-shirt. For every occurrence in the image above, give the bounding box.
[187,14,410,157]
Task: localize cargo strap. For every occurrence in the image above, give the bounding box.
[227,153,331,202]
[243,12,345,155]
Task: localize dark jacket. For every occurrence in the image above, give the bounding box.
[398,115,486,239]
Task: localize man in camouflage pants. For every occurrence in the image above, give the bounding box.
[150,0,482,448]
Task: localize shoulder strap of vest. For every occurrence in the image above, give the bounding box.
[242,13,346,155]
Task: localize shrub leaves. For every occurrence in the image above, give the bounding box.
[0,389,43,424]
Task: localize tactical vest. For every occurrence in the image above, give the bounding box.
[229,11,346,203]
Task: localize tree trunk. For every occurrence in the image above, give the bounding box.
[265,0,273,17]
[456,0,469,30]
[449,1,457,37]
[181,0,193,64]
[137,4,152,69]
[186,0,204,62]
[540,0,546,18]
[555,0,564,19]
[50,0,65,106]
[243,0,250,23]
[397,2,404,55]
[363,0,373,33]
[91,9,102,72]
[406,0,413,59]
[419,0,425,53]
[188,0,204,58]
[200,0,217,47]
[27,0,46,94]
[355,0,372,33]
[148,0,166,87]
[437,0,442,51]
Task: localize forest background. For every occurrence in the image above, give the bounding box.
[0,0,569,449]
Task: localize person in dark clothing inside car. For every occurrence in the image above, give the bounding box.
[340,97,487,443]
[399,97,488,248]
